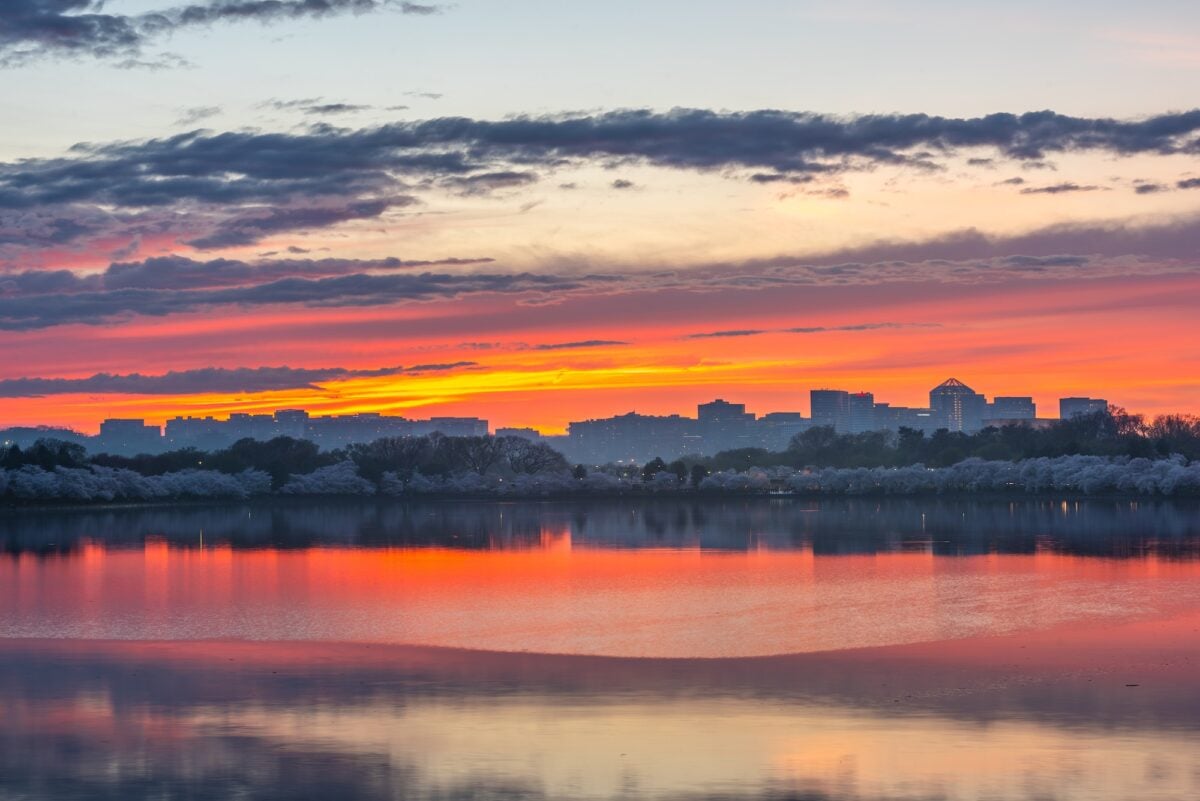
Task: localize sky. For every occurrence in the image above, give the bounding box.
[1,0,1198,433]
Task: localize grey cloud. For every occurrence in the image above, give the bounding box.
[3,214,1199,330]
[1178,178,1200,190]
[686,323,937,339]
[611,179,635,189]
[0,1,440,66]
[1134,183,1167,194]
[441,171,539,196]
[183,197,411,249]
[175,105,221,125]
[0,362,475,397]
[3,107,1200,256]
[1019,182,1104,195]
[531,340,629,351]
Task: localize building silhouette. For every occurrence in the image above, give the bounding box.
[930,378,989,433]
[1060,397,1108,419]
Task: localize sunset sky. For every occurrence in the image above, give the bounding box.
[2,0,1199,433]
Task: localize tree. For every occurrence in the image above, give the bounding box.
[641,457,667,481]
[689,463,709,487]
[667,459,688,481]
[572,464,588,480]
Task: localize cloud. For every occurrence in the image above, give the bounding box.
[611,179,635,189]
[441,171,539,196]
[183,197,412,249]
[261,98,373,115]
[1134,182,1167,194]
[531,340,629,351]
[3,213,1200,330]
[0,362,476,397]
[3,107,1200,257]
[1019,182,1104,195]
[0,1,441,66]
[685,323,938,339]
[1179,178,1200,189]
[175,105,221,125]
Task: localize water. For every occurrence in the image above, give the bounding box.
[2,497,1200,800]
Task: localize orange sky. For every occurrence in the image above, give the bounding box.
[2,268,1196,433]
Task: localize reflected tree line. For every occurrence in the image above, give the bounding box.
[3,497,1200,560]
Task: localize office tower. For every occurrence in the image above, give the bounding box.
[929,378,988,433]
[846,392,877,434]
[990,396,1036,420]
[1060,397,1108,419]
[97,419,162,455]
[697,399,755,452]
[810,389,850,432]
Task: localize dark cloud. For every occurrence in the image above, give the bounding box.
[0,259,610,329]
[1178,178,1200,190]
[1134,183,1167,194]
[183,197,411,249]
[686,323,937,339]
[0,362,475,397]
[1019,182,1103,195]
[3,213,1199,330]
[998,177,1026,185]
[611,179,635,189]
[0,254,495,294]
[0,1,441,66]
[531,340,629,351]
[2,108,1199,256]
[441,171,539,196]
[685,329,767,339]
[261,98,373,115]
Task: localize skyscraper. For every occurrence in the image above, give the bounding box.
[846,392,877,434]
[810,389,850,433]
[929,378,988,433]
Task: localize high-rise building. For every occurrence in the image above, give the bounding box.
[989,396,1036,420]
[697,399,755,452]
[97,418,162,455]
[846,392,876,434]
[1060,397,1108,419]
[273,409,311,439]
[929,378,988,433]
[810,389,850,432]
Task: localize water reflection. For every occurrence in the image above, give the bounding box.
[2,635,1199,801]
[3,497,1200,558]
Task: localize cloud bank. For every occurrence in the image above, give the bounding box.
[0,362,477,397]
[0,1,439,66]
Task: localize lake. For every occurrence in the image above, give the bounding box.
[2,498,1200,800]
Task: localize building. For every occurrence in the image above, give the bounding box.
[1060,397,1108,419]
[96,419,162,455]
[697,399,756,452]
[846,392,877,434]
[496,427,543,442]
[989,397,1036,420]
[566,412,693,464]
[273,409,310,439]
[929,378,988,433]
[758,412,811,450]
[810,389,850,432]
[419,417,489,437]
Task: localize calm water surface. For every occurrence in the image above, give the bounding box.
[2,498,1199,800]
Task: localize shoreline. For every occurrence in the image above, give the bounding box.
[2,488,1197,513]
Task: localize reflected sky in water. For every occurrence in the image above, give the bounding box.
[3,498,1200,799]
